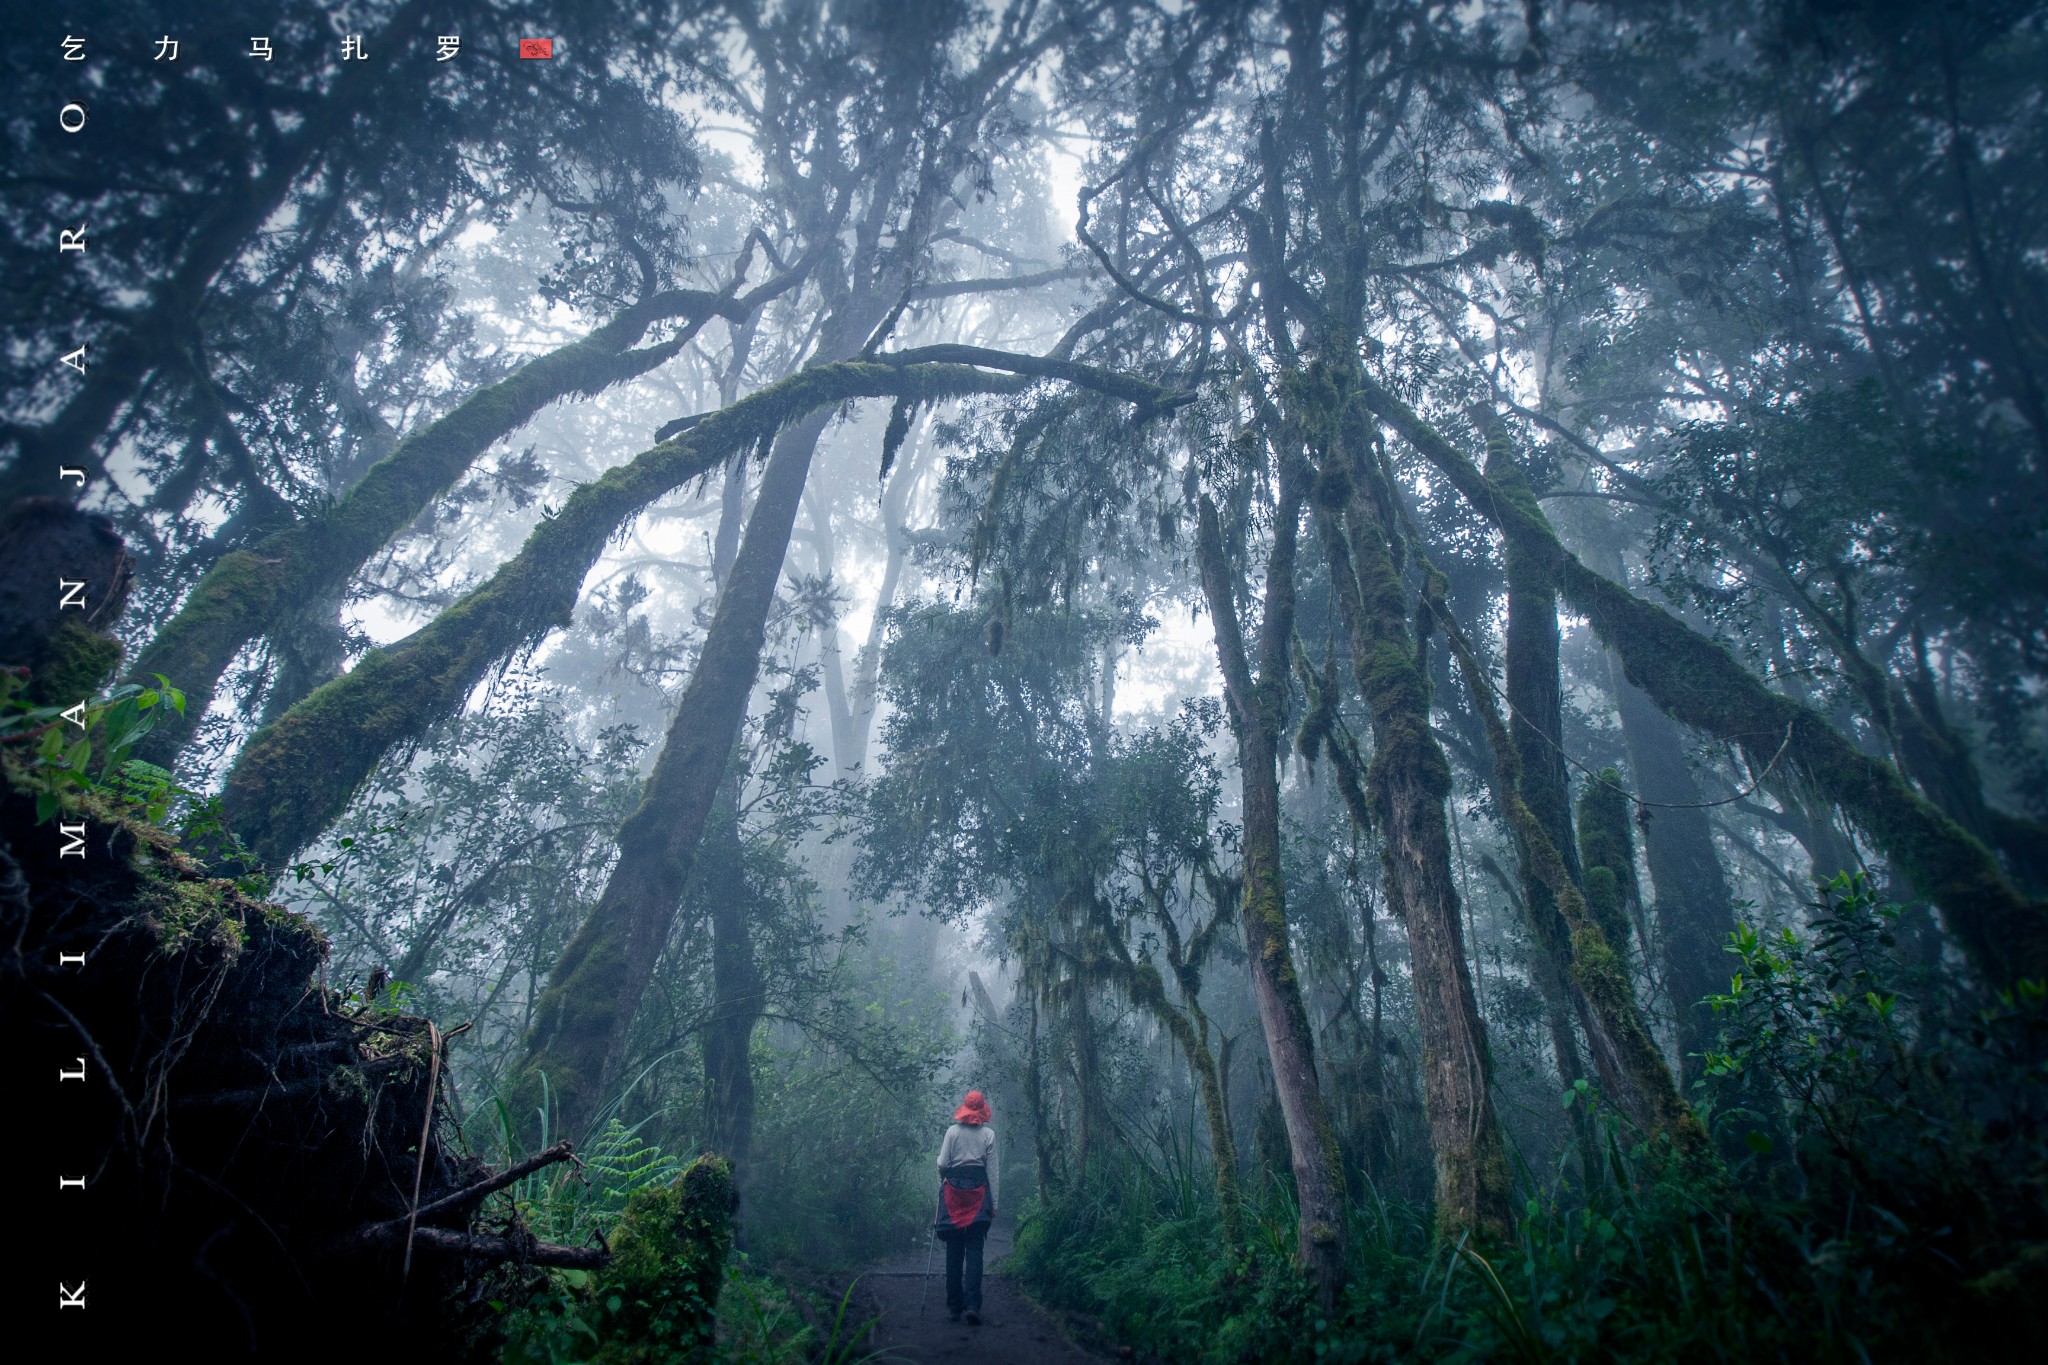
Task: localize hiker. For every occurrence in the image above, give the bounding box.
[934,1089,997,1325]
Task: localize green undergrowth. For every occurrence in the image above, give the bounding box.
[1011,878,2048,1363]
[476,1114,885,1365]
[487,1229,883,1365]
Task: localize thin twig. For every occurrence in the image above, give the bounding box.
[401,1021,441,1282]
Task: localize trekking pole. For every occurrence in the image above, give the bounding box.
[918,1226,937,1317]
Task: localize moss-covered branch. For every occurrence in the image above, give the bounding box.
[1356,374,2048,987]
[506,318,1194,1134]
[130,289,746,766]
[217,359,1087,867]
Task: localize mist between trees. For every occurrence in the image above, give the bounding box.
[5,1,2046,1360]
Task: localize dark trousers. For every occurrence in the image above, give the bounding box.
[944,1224,987,1315]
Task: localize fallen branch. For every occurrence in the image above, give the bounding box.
[399,1226,606,1269]
[341,1141,579,1251]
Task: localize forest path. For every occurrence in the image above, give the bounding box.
[835,1225,1122,1364]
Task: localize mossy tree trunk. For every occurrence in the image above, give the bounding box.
[1069,975,1108,1178]
[132,287,747,767]
[1487,420,1643,1110]
[1302,396,1511,1243]
[1100,911,1242,1246]
[1431,579,1707,1158]
[1195,492,1349,1305]
[1355,373,2048,987]
[513,401,834,1136]
[1152,866,1245,1238]
[1026,985,1060,1196]
[1576,770,1645,971]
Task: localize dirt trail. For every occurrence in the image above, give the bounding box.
[836,1224,1120,1364]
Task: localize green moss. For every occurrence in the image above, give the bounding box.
[144,878,247,954]
[128,295,741,766]
[1559,556,2048,985]
[32,619,122,705]
[1430,587,1702,1156]
[509,905,639,1135]
[575,1155,736,1363]
[128,548,290,764]
[1578,770,1639,957]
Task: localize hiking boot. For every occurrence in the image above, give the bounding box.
[965,1310,981,1326]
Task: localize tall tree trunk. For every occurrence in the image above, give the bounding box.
[1027,990,1059,1196]
[1488,422,1639,1107]
[1483,851,1597,1170]
[1576,770,1646,971]
[1355,372,2048,987]
[1610,670,1738,1091]
[700,776,761,1171]
[1432,582,1706,1158]
[844,423,931,774]
[803,489,862,779]
[514,402,832,1136]
[696,434,763,1180]
[1304,421,1512,1242]
[1195,493,1348,1304]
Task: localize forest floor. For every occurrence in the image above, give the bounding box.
[833,1224,1122,1364]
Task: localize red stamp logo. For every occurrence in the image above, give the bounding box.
[519,38,553,59]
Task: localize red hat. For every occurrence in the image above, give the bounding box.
[955,1090,991,1125]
